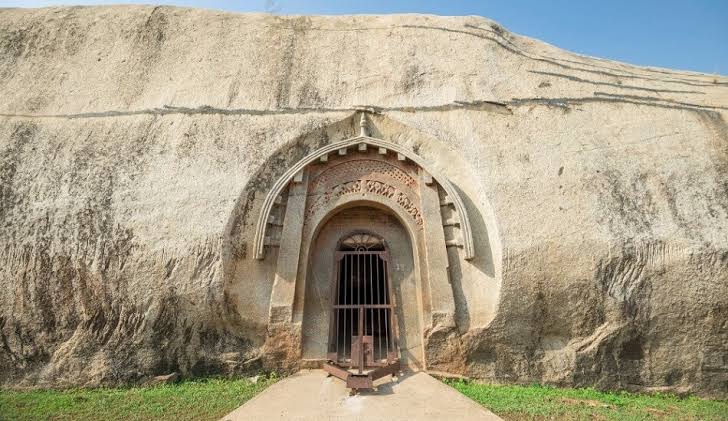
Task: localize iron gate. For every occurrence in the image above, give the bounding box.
[323,247,400,390]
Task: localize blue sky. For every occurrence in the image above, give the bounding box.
[3,0,727,75]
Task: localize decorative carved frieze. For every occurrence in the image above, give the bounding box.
[304,169,424,227]
[252,115,475,260]
[365,180,395,197]
[394,191,423,226]
[311,159,417,192]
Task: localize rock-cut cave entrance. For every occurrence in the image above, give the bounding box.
[323,232,402,391]
[248,113,494,391]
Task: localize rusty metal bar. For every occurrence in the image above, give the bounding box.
[370,360,401,381]
[328,246,399,392]
[382,255,390,360]
[346,373,373,390]
[346,251,354,368]
[342,253,347,363]
[376,252,382,361]
[323,361,349,381]
[368,252,373,359]
[329,252,340,361]
[358,304,364,374]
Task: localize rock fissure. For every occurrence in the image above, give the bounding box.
[1,93,725,121]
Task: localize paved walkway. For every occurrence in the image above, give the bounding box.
[222,369,502,421]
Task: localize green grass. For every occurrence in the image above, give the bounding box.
[0,375,276,421]
[444,379,728,421]
[3,374,726,421]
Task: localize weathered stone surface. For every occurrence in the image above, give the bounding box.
[0,6,726,397]
[145,372,180,386]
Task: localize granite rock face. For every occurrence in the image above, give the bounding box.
[0,6,726,396]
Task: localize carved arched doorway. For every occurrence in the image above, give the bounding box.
[234,112,500,389]
[300,204,420,387]
[326,231,401,386]
[329,232,397,365]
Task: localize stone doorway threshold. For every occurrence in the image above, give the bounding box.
[221,369,502,421]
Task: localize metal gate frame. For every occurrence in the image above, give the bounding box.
[323,249,401,391]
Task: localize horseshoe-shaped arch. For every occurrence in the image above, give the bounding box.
[253,129,475,261]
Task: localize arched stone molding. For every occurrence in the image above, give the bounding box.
[253,112,475,261]
[305,197,422,249]
[225,111,502,372]
[259,116,472,369]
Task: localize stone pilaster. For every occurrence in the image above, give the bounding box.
[263,170,308,370]
[419,169,457,330]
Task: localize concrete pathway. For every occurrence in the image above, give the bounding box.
[222,369,502,421]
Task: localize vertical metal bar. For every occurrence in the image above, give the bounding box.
[365,253,369,305]
[358,254,364,372]
[358,253,361,306]
[364,253,368,338]
[375,252,381,361]
[368,253,373,361]
[358,303,364,374]
[383,256,390,359]
[336,309,340,360]
[334,255,340,361]
[346,254,354,367]
[355,253,359,370]
[341,254,346,361]
[362,253,366,345]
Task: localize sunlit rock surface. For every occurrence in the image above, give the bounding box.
[0,6,726,396]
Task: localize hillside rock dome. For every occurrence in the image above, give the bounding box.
[0,6,726,397]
